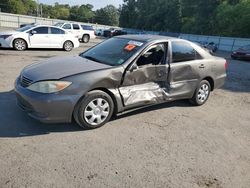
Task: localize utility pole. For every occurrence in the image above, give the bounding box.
[36,0,39,17]
[40,4,43,17]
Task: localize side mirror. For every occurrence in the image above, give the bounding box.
[129,63,138,72]
[30,30,37,35]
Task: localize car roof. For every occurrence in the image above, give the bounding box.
[115,34,181,42]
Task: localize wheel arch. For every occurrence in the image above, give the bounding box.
[202,76,214,91]
[89,87,118,115]
[12,38,29,48]
[72,87,119,122]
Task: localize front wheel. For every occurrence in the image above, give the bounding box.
[13,39,27,51]
[73,90,114,129]
[190,80,211,106]
[63,41,73,51]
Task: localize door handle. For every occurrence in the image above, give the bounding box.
[199,64,205,68]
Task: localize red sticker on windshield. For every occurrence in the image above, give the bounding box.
[124,44,136,51]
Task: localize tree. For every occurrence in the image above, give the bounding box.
[69,4,94,22]
[94,5,119,26]
[119,0,138,28]
[6,0,26,14]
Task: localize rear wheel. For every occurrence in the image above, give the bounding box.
[13,39,27,51]
[74,90,114,129]
[82,34,90,43]
[63,41,73,51]
[190,80,211,106]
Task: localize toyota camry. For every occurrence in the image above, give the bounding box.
[15,35,227,129]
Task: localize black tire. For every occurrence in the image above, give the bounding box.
[13,38,27,51]
[82,34,90,43]
[63,40,73,51]
[73,90,114,129]
[190,80,211,106]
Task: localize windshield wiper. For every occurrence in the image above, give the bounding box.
[82,55,102,63]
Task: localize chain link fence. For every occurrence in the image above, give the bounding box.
[1,12,250,52]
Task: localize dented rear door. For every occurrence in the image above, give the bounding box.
[168,41,203,99]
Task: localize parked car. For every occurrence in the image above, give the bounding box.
[54,22,95,43]
[205,42,218,52]
[15,35,227,129]
[231,45,250,60]
[95,29,104,36]
[0,25,79,51]
[197,41,218,52]
[20,22,36,28]
[103,28,127,37]
[103,28,116,37]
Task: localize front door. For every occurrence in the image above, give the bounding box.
[29,26,51,48]
[119,43,170,107]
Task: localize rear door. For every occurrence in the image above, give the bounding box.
[119,43,169,107]
[29,26,50,48]
[49,27,66,48]
[72,24,81,39]
[168,41,204,99]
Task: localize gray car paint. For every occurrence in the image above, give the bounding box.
[15,35,227,123]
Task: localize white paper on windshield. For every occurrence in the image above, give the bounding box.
[128,41,143,47]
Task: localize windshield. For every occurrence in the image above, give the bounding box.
[80,38,144,66]
[16,25,34,32]
[54,23,64,27]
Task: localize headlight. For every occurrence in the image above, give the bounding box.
[27,81,72,93]
[0,35,12,39]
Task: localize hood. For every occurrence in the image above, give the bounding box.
[22,55,112,82]
[0,30,20,35]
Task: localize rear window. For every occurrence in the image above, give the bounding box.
[81,25,94,31]
[73,24,80,30]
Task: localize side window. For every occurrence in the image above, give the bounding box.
[172,41,201,63]
[81,25,94,31]
[32,27,48,34]
[73,24,80,30]
[62,24,72,30]
[51,27,65,34]
[137,44,165,67]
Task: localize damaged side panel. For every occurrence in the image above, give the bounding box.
[168,62,200,99]
[119,82,170,106]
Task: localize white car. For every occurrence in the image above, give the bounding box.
[0,25,80,51]
[54,22,96,43]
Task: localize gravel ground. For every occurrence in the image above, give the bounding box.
[0,29,250,188]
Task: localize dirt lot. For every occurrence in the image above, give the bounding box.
[0,31,250,188]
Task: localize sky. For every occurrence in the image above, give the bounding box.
[38,0,124,10]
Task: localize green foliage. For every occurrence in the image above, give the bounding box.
[214,0,250,37]
[1,0,250,37]
[119,0,250,37]
[94,5,119,26]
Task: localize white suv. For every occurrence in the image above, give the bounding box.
[54,22,96,43]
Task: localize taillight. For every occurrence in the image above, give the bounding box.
[225,60,228,70]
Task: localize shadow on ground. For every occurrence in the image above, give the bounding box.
[0,90,191,138]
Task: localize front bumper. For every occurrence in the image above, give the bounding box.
[0,38,12,48]
[14,79,81,123]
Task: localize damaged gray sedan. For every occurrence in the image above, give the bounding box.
[15,35,227,129]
